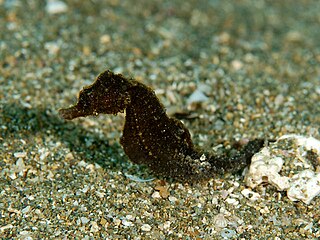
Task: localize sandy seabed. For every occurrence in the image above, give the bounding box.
[1,0,320,239]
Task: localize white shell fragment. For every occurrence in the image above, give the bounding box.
[245,134,320,204]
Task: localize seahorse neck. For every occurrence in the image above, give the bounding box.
[126,82,168,127]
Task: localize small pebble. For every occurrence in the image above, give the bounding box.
[14,152,27,158]
[100,34,111,44]
[221,228,236,239]
[46,0,68,14]
[122,219,133,227]
[9,172,17,180]
[126,214,135,220]
[151,191,161,198]
[231,60,243,70]
[21,206,31,214]
[15,158,25,172]
[241,189,260,201]
[80,217,90,225]
[163,221,171,230]
[220,190,229,199]
[225,198,239,206]
[77,160,88,168]
[168,196,177,202]
[141,224,151,232]
[90,221,100,232]
[113,218,121,226]
[65,152,74,161]
[187,89,208,105]
[44,42,60,55]
[95,191,105,198]
[0,224,14,231]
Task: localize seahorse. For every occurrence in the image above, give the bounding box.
[59,70,264,182]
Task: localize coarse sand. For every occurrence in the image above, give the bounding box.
[1,0,319,239]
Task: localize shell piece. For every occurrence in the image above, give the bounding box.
[245,134,320,204]
[245,147,289,190]
[287,170,320,204]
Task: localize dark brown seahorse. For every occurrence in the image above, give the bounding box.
[59,70,264,182]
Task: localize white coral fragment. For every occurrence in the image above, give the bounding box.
[245,134,320,204]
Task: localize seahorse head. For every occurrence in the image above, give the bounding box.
[59,70,132,120]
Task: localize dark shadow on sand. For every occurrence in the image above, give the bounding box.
[1,102,137,173]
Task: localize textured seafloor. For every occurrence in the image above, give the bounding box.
[1,0,320,239]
